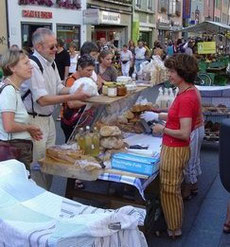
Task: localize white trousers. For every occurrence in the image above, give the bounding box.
[121,61,131,76]
[29,115,56,190]
[184,125,205,184]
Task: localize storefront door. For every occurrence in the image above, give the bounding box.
[21,22,52,53]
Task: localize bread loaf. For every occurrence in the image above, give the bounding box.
[99,126,122,137]
[100,137,124,149]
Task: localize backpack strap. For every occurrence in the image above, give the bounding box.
[29,55,55,73]
[29,55,43,73]
[0,83,10,94]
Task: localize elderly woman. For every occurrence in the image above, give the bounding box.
[0,49,42,169]
[141,54,201,238]
[96,50,118,82]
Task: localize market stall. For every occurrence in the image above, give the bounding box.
[39,85,163,208]
[181,21,230,86]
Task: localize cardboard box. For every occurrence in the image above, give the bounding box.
[111,152,159,176]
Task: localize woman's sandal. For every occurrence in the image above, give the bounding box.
[167,229,182,239]
[223,223,230,233]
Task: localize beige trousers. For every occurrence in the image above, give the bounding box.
[29,115,56,190]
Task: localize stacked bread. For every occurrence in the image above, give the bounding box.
[99,126,124,150]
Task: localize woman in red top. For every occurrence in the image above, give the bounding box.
[153,54,200,238]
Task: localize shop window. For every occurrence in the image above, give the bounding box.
[148,0,153,10]
[158,0,168,13]
[21,23,52,53]
[136,0,141,8]
[168,0,176,15]
[56,25,80,50]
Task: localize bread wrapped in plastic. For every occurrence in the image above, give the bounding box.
[45,145,101,171]
[70,77,99,97]
[99,126,122,137]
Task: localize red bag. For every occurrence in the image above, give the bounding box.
[0,141,21,161]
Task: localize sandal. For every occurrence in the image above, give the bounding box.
[74,180,85,189]
[223,223,230,233]
[167,229,182,239]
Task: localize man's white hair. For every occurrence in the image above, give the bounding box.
[32,28,55,47]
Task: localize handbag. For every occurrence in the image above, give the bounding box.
[0,141,21,161]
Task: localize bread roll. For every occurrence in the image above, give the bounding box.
[100,126,121,137]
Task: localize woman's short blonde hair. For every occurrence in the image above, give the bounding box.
[1,49,27,76]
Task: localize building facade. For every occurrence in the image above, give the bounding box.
[0,1,8,56]
[156,0,183,44]
[84,0,132,48]
[133,0,156,47]
[7,0,85,50]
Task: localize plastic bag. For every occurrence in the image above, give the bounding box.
[70,77,99,96]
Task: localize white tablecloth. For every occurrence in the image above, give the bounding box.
[0,160,147,247]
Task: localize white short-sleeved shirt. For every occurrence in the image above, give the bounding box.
[21,51,65,115]
[135,47,146,60]
[120,50,133,62]
[0,83,31,140]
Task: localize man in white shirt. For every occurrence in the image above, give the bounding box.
[22,28,89,189]
[120,45,133,76]
[135,41,146,73]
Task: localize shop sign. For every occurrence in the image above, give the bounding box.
[83,9,100,25]
[83,9,121,25]
[198,42,216,54]
[100,11,121,25]
[22,10,52,19]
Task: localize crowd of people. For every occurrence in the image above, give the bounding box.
[0,28,228,240]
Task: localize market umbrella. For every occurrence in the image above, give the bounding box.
[180,21,230,34]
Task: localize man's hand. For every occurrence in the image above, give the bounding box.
[27,125,43,141]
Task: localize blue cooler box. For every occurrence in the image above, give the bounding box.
[111,152,160,176]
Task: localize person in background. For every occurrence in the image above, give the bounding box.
[22,28,90,189]
[141,54,200,238]
[134,40,146,73]
[144,41,151,60]
[166,40,174,57]
[0,49,42,170]
[99,37,109,51]
[61,55,95,142]
[152,40,164,59]
[55,38,70,82]
[182,87,204,200]
[120,45,133,77]
[96,50,118,82]
[185,41,194,56]
[10,44,20,51]
[80,41,103,89]
[69,42,79,75]
[128,40,136,76]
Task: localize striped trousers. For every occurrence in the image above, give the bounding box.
[160,145,190,231]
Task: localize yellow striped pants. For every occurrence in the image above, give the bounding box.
[160,145,190,231]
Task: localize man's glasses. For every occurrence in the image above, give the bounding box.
[49,44,57,50]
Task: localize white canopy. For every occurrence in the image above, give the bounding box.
[181,21,230,34]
